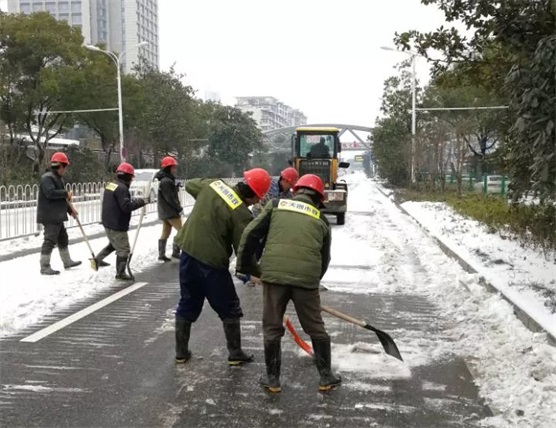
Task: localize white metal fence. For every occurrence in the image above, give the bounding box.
[0,178,242,241]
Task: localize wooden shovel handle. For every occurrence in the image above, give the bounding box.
[242,280,367,329]
[321,305,367,328]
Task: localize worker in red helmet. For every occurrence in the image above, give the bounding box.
[94,162,149,280]
[37,152,81,275]
[236,174,341,394]
[155,156,183,262]
[172,168,271,366]
[252,167,299,218]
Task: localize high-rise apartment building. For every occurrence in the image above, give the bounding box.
[236,96,307,132]
[7,0,159,72]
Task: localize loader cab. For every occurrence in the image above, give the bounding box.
[302,135,335,159]
[291,127,349,225]
[292,128,341,159]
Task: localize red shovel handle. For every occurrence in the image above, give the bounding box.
[284,316,313,356]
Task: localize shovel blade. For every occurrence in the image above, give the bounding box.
[89,258,98,271]
[367,325,403,361]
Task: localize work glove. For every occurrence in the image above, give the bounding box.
[66,191,73,202]
[235,272,251,284]
[235,272,261,287]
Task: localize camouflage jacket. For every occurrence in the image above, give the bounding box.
[251,178,292,217]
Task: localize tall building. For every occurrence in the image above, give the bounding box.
[235,96,307,132]
[7,0,159,72]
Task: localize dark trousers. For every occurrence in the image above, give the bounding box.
[105,228,130,258]
[41,223,69,254]
[263,282,329,342]
[176,252,243,322]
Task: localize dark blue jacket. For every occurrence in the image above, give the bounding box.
[102,178,145,231]
[37,170,70,225]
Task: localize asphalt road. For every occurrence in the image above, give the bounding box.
[0,260,491,428]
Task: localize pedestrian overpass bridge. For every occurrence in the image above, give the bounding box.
[262,123,372,152]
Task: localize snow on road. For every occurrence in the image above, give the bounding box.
[0,221,164,336]
[0,172,554,427]
[324,174,555,427]
[0,210,160,256]
[401,199,556,333]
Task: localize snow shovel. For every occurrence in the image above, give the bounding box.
[286,307,403,362]
[126,182,151,279]
[235,273,403,361]
[69,202,98,271]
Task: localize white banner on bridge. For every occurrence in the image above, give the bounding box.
[341,141,367,150]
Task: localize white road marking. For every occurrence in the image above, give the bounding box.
[20,282,148,343]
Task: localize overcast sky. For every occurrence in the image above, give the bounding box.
[158,0,448,126]
[1,0,449,126]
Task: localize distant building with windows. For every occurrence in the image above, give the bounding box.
[235,96,307,132]
[7,0,159,72]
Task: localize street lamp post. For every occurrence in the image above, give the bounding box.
[410,52,416,184]
[381,46,419,183]
[84,42,148,162]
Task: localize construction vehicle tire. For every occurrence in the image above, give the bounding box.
[337,213,345,225]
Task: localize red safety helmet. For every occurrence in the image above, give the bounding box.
[161,156,177,169]
[51,152,70,165]
[243,168,271,199]
[280,167,299,186]
[293,174,325,200]
[116,162,135,177]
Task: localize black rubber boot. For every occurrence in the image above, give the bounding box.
[259,341,281,393]
[115,255,134,281]
[175,317,192,364]
[171,242,180,259]
[40,252,60,275]
[311,338,342,392]
[95,244,114,268]
[158,239,171,262]
[223,319,254,366]
[59,247,82,269]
